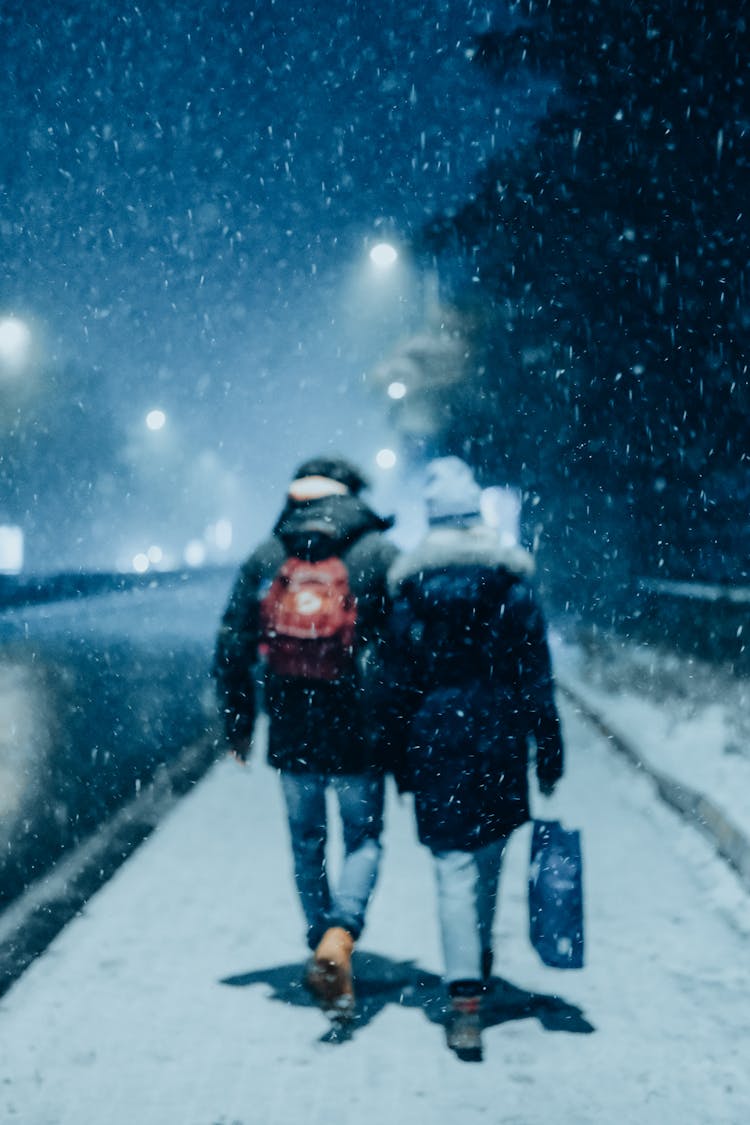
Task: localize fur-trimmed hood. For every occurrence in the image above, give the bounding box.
[387,524,534,595]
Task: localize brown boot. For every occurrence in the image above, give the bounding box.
[446,993,483,1061]
[305,926,355,1019]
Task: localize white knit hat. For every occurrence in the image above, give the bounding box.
[423,456,483,526]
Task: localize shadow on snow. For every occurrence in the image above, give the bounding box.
[220,950,595,1044]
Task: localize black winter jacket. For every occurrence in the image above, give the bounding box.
[386,524,564,851]
[214,491,399,774]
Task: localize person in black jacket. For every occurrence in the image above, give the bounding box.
[214,456,398,1020]
[386,457,564,1060]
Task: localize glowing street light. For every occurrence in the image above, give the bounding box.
[376,448,397,470]
[369,242,398,269]
[0,316,32,375]
[0,525,24,574]
[184,539,206,567]
[145,408,166,431]
[213,518,233,551]
[387,380,407,400]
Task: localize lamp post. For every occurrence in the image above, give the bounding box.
[422,263,440,323]
[368,238,439,323]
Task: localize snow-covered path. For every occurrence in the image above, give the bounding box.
[1,701,748,1125]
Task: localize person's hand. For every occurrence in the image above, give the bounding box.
[538,778,557,797]
[228,737,252,765]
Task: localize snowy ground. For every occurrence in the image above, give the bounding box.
[0,696,749,1124]
[551,630,750,843]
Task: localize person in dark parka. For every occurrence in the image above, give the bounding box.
[214,456,398,1018]
[386,457,564,1059]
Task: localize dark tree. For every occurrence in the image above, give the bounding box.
[418,0,750,605]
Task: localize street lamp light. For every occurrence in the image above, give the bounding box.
[145,409,166,431]
[376,448,397,470]
[0,316,32,376]
[369,242,398,269]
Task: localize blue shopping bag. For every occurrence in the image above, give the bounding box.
[529,819,585,969]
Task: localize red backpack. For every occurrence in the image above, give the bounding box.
[259,556,358,681]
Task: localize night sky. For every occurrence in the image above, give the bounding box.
[0,0,547,569]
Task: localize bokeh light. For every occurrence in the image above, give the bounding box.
[369,242,398,268]
[375,447,397,469]
[184,539,207,567]
[0,317,32,375]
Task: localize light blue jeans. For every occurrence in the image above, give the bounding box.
[432,838,507,985]
[280,771,384,950]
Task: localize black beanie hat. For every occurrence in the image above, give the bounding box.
[292,456,369,495]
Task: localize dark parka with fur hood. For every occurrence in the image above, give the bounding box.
[214,487,398,775]
[386,524,563,851]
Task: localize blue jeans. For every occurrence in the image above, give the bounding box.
[432,838,507,985]
[280,771,384,950]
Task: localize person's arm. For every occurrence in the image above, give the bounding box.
[213,556,263,759]
[508,582,564,793]
[354,533,411,777]
[380,578,427,792]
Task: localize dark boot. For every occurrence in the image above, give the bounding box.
[446,983,483,1062]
